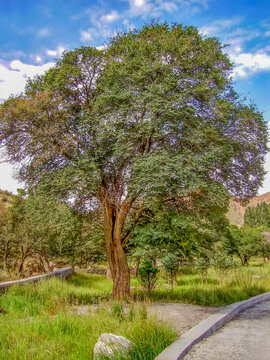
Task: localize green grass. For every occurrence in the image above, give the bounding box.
[0,276,177,360]
[0,260,269,359]
[0,309,176,360]
[0,275,111,317]
[132,260,270,306]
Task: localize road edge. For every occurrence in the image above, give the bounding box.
[155,291,270,360]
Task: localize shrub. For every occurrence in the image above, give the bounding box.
[138,261,159,293]
[211,248,234,286]
[161,253,179,291]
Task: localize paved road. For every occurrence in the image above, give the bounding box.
[184,300,270,360]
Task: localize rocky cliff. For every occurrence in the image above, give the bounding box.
[228,192,270,227]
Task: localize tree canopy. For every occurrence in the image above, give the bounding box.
[0,22,268,298]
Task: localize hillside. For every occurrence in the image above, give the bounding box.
[0,190,14,216]
[228,192,270,227]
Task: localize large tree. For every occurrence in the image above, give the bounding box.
[0,23,268,298]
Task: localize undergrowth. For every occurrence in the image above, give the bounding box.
[0,277,176,360]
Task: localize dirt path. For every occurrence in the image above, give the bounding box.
[71,303,221,336]
[148,303,221,335]
[184,300,270,360]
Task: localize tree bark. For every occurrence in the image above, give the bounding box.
[106,266,112,280]
[103,202,131,299]
[3,241,11,274]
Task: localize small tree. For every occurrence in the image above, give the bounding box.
[161,253,179,291]
[138,260,159,293]
[225,225,267,265]
[211,248,234,286]
[195,254,211,285]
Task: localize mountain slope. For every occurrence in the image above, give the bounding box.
[0,190,14,216]
[228,192,270,227]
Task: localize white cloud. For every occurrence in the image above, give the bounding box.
[46,49,57,57]
[158,1,178,12]
[135,0,144,5]
[231,52,270,78]
[80,30,94,42]
[200,17,242,36]
[0,60,54,99]
[126,0,208,18]
[46,46,66,57]
[35,56,42,63]
[100,10,120,23]
[36,27,51,38]
[0,59,56,192]
[128,0,154,17]
[199,17,270,79]
[200,17,262,58]
[80,24,111,43]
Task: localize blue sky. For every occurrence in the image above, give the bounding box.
[0,0,270,194]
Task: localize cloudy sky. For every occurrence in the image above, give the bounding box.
[0,0,270,194]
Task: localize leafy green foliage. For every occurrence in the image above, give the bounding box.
[244,202,270,228]
[194,252,211,284]
[211,248,234,285]
[0,22,267,223]
[224,225,269,265]
[0,191,105,276]
[161,253,179,291]
[138,260,159,293]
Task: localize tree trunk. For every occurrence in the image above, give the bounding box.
[3,242,11,274]
[103,203,130,299]
[238,252,245,266]
[106,266,112,280]
[243,254,249,266]
[18,245,29,278]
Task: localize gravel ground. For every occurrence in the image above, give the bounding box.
[148,303,220,335]
[71,302,221,336]
[184,300,270,360]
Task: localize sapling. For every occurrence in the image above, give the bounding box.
[138,260,159,293]
[211,248,234,286]
[195,256,210,285]
[161,253,179,291]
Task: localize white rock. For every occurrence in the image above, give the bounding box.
[93,333,133,359]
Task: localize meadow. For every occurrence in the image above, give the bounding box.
[0,275,176,360]
[0,260,269,359]
[134,260,270,306]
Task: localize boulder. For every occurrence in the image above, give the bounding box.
[93,333,133,359]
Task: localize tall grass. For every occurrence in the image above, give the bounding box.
[132,260,270,306]
[0,261,269,359]
[0,274,112,317]
[0,276,177,360]
[0,310,176,360]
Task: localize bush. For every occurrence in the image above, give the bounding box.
[161,253,179,291]
[138,261,159,293]
[211,248,234,286]
[195,255,210,285]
